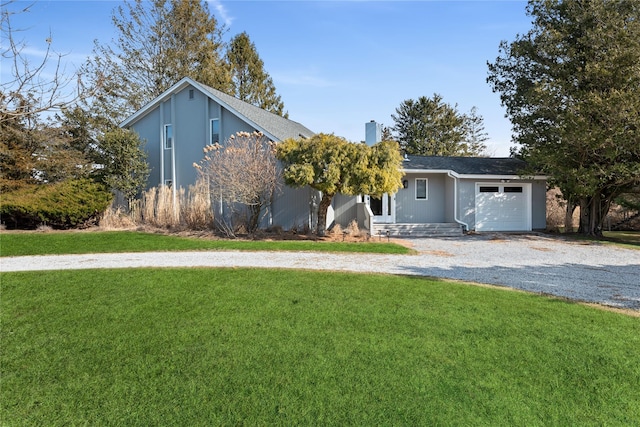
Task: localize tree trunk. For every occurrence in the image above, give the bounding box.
[564,199,577,233]
[578,194,609,237]
[247,203,261,234]
[316,193,333,237]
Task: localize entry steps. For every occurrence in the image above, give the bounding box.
[372,223,464,238]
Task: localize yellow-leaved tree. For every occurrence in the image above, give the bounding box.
[276,133,403,236]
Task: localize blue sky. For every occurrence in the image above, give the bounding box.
[3,0,533,156]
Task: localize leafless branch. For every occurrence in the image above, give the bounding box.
[1,1,94,123]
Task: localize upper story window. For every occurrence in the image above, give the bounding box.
[211,119,220,145]
[415,178,428,200]
[189,89,194,100]
[164,124,173,150]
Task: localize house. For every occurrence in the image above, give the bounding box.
[120,76,318,229]
[121,78,546,235]
[333,121,547,236]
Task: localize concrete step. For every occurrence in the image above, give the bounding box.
[373,223,464,238]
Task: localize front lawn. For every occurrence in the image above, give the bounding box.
[0,230,412,257]
[2,268,638,425]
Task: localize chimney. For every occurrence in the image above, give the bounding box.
[365,120,381,146]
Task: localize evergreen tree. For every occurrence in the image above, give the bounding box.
[98,128,150,206]
[461,107,488,157]
[391,94,485,156]
[227,32,287,117]
[488,0,640,236]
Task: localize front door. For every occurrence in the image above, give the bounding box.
[369,193,395,223]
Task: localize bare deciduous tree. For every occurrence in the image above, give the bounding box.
[195,131,281,234]
[0,1,93,123]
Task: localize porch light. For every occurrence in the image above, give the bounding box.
[403,180,409,189]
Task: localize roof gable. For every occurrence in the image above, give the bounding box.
[120,77,314,142]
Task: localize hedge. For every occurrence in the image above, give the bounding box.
[0,179,113,229]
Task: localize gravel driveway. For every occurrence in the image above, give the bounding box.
[2,233,639,311]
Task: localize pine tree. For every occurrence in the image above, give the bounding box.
[461,107,488,156]
[227,32,287,117]
[392,94,467,156]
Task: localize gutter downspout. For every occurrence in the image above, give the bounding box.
[448,171,469,232]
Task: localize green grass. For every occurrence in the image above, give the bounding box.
[602,231,640,249]
[2,268,639,425]
[0,230,412,257]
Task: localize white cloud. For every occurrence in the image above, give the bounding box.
[207,0,234,27]
[16,45,90,65]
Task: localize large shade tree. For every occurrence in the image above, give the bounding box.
[277,134,403,236]
[487,0,640,236]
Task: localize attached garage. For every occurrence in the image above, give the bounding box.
[475,183,532,231]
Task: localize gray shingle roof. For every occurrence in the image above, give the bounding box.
[194,81,315,142]
[403,155,529,175]
[120,77,315,142]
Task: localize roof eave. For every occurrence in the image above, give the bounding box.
[402,168,546,180]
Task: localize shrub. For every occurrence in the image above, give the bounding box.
[346,219,361,236]
[0,179,113,229]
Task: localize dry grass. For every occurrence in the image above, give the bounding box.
[547,187,639,232]
[100,182,214,231]
[546,188,579,232]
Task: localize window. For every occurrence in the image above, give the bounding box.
[189,89,194,99]
[504,186,523,193]
[210,119,220,145]
[164,124,173,150]
[479,186,499,193]
[415,178,428,200]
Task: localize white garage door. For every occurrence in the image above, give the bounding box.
[475,183,531,231]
